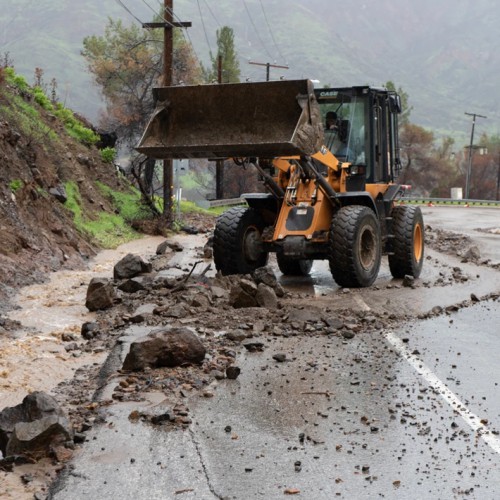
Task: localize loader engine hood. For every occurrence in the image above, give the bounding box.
[136,79,324,159]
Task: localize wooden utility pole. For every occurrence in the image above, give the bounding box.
[249,61,289,81]
[143,1,191,222]
[464,111,487,200]
[215,54,224,200]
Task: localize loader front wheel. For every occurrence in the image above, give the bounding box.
[388,205,424,279]
[329,205,381,288]
[213,206,268,275]
[276,253,313,276]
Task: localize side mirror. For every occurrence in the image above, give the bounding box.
[389,94,402,114]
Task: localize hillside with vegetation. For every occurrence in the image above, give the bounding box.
[0,66,146,311]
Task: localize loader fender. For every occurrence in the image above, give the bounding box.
[335,192,378,216]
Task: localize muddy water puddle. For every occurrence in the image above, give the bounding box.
[0,236,165,409]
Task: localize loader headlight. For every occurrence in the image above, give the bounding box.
[349,165,366,176]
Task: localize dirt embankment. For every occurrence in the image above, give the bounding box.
[0,85,128,312]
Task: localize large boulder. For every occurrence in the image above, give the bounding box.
[85,277,115,311]
[113,253,152,280]
[122,327,206,371]
[0,392,73,459]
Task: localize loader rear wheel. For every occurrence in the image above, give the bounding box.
[213,206,268,275]
[388,205,424,279]
[329,205,381,288]
[276,253,313,276]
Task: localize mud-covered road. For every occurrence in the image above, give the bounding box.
[2,205,500,499]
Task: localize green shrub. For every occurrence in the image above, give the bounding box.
[3,67,15,81]
[6,70,30,93]
[66,122,99,145]
[12,95,38,118]
[9,179,23,192]
[54,103,73,121]
[54,103,99,146]
[33,86,54,111]
[100,147,117,164]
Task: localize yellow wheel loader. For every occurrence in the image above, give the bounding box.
[137,79,424,287]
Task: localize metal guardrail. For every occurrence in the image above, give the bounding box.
[403,197,500,207]
[207,197,246,208]
[205,196,500,209]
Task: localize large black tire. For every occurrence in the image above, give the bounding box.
[213,206,268,275]
[276,253,313,276]
[329,205,381,288]
[388,205,424,279]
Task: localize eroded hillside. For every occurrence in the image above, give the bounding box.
[0,69,132,311]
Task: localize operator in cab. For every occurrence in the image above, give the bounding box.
[324,111,354,162]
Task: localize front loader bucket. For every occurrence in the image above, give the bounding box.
[136,79,324,159]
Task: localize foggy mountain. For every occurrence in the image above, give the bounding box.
[2,0,499,144]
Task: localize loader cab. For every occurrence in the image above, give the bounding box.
[315,86,401,184]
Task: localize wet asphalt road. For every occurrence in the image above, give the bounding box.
[49,207,500,500]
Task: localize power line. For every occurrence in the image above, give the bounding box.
[114,0,143,24]
[151,0,180,28]
[140,0,173,26]
[148,0,202,67]
[196,0,213,58]
[241,0,274,61]
[258,0,287,64]
[164,4,203,69]
[203,0,221,27]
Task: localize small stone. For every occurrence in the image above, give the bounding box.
[61,333,77,342]
[21,473,34,484]
[342,330,355,339]
[81,322,99,340]
[226,366,241,380]
[151,412,174,425]
[243,341,264,352]
[73,433,86,444]
[402,275,415,288]
[226,330,247,342]
[272,353,287,363]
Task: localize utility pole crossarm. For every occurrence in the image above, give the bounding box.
[248,61,289,81]
[465,112,487,120]
[248,61,289,69]
[142,22,191,29]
